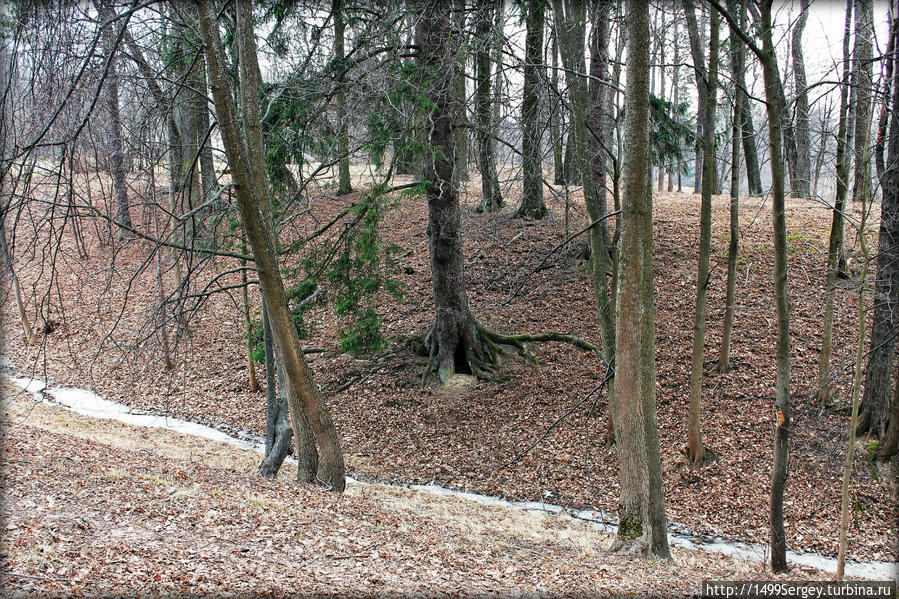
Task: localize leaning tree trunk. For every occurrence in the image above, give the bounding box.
[199,0,346,491]
[740,96,763,196]
[686,10,720,470]
[611,0,670,559]
[334,0,352,195]
[475,0,502,213]
[819,0,855,408]
[518,0,546,219]
[790,0,811,198]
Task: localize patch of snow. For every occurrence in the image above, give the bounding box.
[3,358,896,582]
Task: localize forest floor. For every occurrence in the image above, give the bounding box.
[0,380,837,596]
[2,166,897,575]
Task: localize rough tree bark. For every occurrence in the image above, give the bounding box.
[686,9,719,469]
[475,0,502,213]
[517,0,547,219]
[790,0,810,198]
[199,0,346,491]
[611,0,670,559]
[858,91,899,438]
[818,0,854,408]
[851,0,875,205]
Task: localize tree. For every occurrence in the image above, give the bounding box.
[96,1,133,239]
[334,0,352,195]
[553,0,617,442]
[517,0,546,220]
[686,8,720,469]
[198,0,346,491]
[850,0,875,206]
[790,0,810,198]
[819,0,855,408]
[682,0,707,195]
[474,0,502,213]
[713,0,794,573]
[718,0,747,374]
[611,0,669,559]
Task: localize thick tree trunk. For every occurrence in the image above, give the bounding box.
[858,133,899,437]
[97,2,133,238]
[819,0,854,408]
[334,0,352,195]
[417,1,499,383]
[453,2,469,187]
[259,359,293,479]
[851,0,875,205]
[876,375,899,460]
[518,0,546,219]
[687,10,720,469]
[200,0,345,490]
[475,0,502,212]
[790,0,811,198]
[611,0,669,559]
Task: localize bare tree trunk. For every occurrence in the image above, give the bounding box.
[682,0,706,195]
[518,0,547,219]
[240,235,258,393]
[851,0,875,205]
[334,0,352,195]
[97,2,133,239]
[553,0,617,446]
[719,0,746,374]
[199,0,345,490]
[819,0,854,409]
[453,1,469,187]
[758,6,793,574]
[0,220,34,344]
[790,0,811,198]
[836,176,873,582]
[686,10,719,469]
[475,0,502,212]
[876,374,899,460]
[611,0,669,559]
[550,28,565,186]
[858,123,899,437]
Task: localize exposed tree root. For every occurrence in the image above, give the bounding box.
[419,316,606,387]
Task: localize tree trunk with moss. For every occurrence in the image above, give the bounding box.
[518,0,546,219]
[200,0,345,491]
[611,0,670,559]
